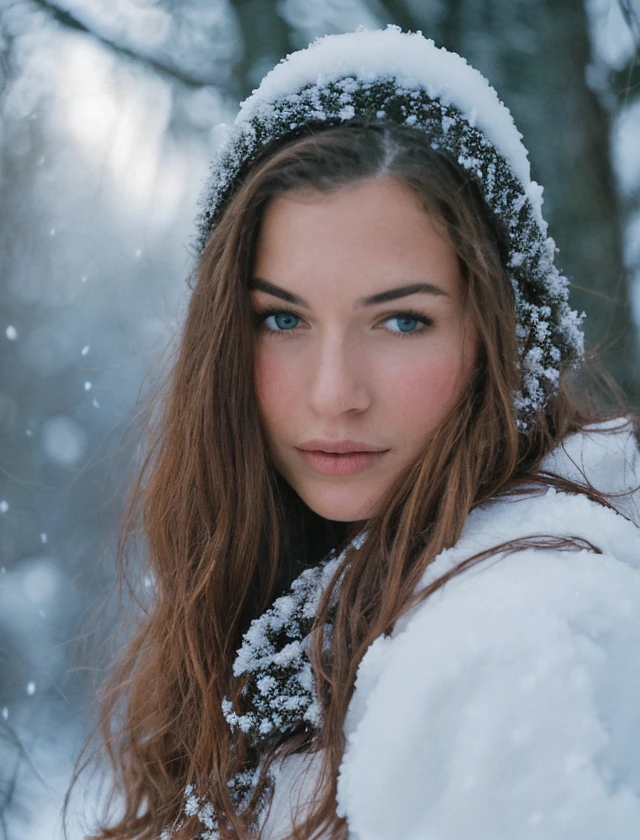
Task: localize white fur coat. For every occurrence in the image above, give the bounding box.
[263,419,640,839]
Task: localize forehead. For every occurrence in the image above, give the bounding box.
[252,177,462,305]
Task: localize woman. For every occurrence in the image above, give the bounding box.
[85,27,640,840]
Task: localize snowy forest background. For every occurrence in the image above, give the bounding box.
[0,0,639,837]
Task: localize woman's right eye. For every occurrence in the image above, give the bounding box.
[253,309,301,332]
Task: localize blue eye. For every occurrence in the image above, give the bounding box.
[385,312,433,337]
[268,312,299,330]
[389,315,424,333]
[253,309,301,332]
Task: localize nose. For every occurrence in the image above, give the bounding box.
[308,333,371,417]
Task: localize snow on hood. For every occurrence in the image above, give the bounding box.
[236,26,537,217]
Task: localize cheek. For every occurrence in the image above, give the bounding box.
[388,348,472,434]
[254,349,277,425]
[253,345,298,438]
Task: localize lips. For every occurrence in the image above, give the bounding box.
[296,441,388,476]
[298,439,387,454]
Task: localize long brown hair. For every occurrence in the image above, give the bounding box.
[79,123,630,839]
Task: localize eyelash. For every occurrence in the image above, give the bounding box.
[251,307,434,338]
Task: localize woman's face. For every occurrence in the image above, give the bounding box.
[251,176,478,522]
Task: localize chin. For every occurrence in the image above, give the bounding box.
[296,483,380,523]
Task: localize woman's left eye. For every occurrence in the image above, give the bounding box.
[382,313,433,336]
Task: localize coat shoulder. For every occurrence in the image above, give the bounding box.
[338,511,640,839]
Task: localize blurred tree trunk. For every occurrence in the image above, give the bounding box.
[232,0,298,99]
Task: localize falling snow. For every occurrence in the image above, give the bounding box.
[41,415,87,466]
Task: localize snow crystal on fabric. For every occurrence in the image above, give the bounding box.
[223,552,343,740]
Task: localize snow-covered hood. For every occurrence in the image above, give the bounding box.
[196,27,585,424]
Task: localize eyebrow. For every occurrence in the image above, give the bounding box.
[248,278,449,307]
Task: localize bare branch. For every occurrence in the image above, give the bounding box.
[28,0,215,88]
[612,54,640,106]
[618,0,640,42]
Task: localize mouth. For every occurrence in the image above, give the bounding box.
[296,448,387,476]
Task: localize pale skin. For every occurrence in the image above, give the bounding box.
[251,176,478,522]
